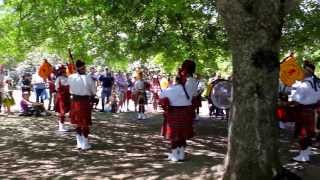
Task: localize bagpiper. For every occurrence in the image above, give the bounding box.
[68,60,97,150]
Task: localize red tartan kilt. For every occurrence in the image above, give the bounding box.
[126,90,132,100]
[55,92,71,114]
[161,106,194,140]
[295,108,315,138]
[276,106,296,122]
[70,97,92,128]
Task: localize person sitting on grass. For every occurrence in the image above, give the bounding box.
[20,91,49,116]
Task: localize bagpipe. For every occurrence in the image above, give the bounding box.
[277,53,304,123]
[279,52,304,87]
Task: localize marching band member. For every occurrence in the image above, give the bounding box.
[290,61,320,162]
[160,60,198,162]
[55,65,71,132]
[68,60,97,150]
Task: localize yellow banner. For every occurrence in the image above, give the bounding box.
[280,55,304,86]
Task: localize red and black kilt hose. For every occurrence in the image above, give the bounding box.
[55,86,71,115]
[70,96,92,128]
[161,106,194,141]
[294,107,316,139]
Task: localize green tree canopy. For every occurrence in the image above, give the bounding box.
[0,0,319,74]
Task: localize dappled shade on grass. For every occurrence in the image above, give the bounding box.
[0,112,319,179]
[0,112,227,179]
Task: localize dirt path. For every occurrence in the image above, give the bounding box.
[0,112,319,179]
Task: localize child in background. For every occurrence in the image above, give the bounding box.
[110,91,118,113]
[3,76,15,114]
[20,91,48,116]
[3,91,15,115]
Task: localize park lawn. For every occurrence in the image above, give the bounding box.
[0,112,318,179]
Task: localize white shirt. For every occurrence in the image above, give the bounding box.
[160,84,192,106]
[55,76,69,91]
[68,73,96,96]
[134,80,145,91]
[290,77,320,105]
[185,77,198,98]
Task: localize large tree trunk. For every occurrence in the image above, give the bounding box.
[215,1,293,179]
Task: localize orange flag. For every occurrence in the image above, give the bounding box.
[280,54,304,86]
[38,59,53,81]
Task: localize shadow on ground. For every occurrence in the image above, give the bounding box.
[0,112,319,179]
[0,112,227,179]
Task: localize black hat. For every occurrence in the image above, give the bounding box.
[303,60,315,73]
[76,60,85,68]
[181,59,196,74]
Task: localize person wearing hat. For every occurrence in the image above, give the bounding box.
[68,60,97,150]
[289,60,320,162]
[159,60,198,162]
[55,64,71,132]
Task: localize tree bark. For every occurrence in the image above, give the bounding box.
[215,1,293,179]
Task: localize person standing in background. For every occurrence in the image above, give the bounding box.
[115,71,128,112]
[133,70,147,120]
[125,73,133,111]
[99,68,114,112]
[0,65,5,113]
[32,72,47,103]
[47,73,56,111]
[150,75,161,112]
[21,73,32,94]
